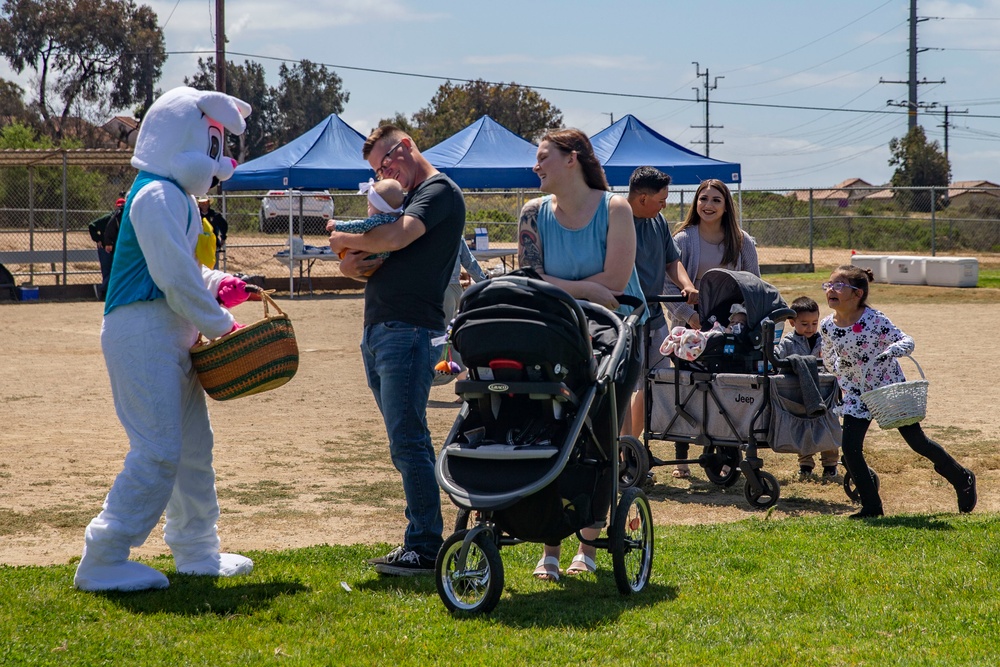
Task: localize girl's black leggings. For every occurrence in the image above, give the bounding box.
[840,414,965,511]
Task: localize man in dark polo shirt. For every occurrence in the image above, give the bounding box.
[329,125,465,576]
[623,166,697,440]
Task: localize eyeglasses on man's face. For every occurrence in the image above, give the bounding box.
[822,281,858,292]
[375,139,404,179]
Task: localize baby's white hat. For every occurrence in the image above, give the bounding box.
[730,303,747,316]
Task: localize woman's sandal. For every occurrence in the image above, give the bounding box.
[565,553,597,576]
[672,464,691,479]
[532,556,561,582]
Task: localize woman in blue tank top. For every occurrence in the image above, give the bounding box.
[516,128,646,582]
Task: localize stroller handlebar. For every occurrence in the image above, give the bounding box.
[647,294,690,303]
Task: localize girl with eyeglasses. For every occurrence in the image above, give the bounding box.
[819,265,976,519]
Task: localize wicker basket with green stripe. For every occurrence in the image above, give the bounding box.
[191,290,298,400]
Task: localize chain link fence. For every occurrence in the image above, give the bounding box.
[3,171,999,291]
[0,152,133,294]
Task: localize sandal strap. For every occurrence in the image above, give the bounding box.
[533,555,561,581]
[569,553,596,572]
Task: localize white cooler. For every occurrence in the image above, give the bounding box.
[885,256,926,285]
[924,257,978,288]
[850,255,887,283]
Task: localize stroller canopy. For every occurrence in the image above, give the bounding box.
[699,269,787,330]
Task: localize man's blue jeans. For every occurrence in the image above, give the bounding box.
[361,321,444,560]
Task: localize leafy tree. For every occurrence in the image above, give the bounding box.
[0,122,103,226]
[185,57,278,162]
[372,111,422,146]
[0,77,38,127]
[404,79,562,147]
[274,59,349,146]
[888,125,950,212]
[0,0,166,141]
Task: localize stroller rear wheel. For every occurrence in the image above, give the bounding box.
[842,467,880,503]
[610,486,654,595]
[702,446,741,487]
[618,436,651,490]
[436,529,504,615]
[743,470,780,509]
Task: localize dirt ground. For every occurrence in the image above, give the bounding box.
[2,284,999,568]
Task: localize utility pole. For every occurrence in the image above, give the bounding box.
[690,62,723,157]
[938,105,968,160]
[880,0,943,130]
[215,0,226,93]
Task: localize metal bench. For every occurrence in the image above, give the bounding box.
[0,248,99,286]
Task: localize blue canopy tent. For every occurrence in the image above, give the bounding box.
[590,114,741,187]
[422,115,539,189]
[221,114,374,297]
[222,114,371,191]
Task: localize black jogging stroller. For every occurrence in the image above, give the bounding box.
[434,273,652,615]
[620,268,875,509]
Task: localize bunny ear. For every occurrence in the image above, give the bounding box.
[196,91,252,134]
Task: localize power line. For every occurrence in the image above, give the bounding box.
[718,0,896,78]
[163,49,1000,121]
[725,23,906,94]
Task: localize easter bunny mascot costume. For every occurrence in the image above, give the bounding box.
[74,87,255,592]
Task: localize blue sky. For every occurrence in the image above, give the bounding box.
[12,0,1000,190]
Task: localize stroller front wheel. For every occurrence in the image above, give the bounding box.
[436,529,504,616]
[610,486,654,595]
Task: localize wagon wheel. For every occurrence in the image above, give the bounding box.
[702,445,741,487]
[435,529,504,616]
[618,436,651,490]
[843,467,881,504]
[610,486,654,595]
[743,470,780,509]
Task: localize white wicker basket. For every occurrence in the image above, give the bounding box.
[860,355,928,430]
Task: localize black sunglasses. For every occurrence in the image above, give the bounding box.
[375,140,404,179]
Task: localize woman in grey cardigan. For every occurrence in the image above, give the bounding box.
[661,179,760,477]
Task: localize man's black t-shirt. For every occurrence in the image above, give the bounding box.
[364,173,465,330]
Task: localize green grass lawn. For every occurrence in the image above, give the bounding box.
[4,514,999,666]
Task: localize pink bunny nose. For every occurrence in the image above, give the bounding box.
[230,157,238,169]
